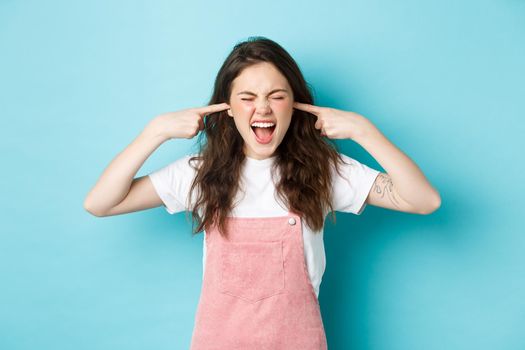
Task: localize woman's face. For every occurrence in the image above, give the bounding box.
[227,62,294,160]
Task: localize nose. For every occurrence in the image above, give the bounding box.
[255,99,272,115]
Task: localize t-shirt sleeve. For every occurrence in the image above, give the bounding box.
[147,155,196,214]
[331,153,381,215]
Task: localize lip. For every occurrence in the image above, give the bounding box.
[250,118,277,125]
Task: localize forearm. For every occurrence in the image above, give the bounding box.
[83,120,167,215]
[354,119,441,211]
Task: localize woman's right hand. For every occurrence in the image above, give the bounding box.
[149,102,231,140]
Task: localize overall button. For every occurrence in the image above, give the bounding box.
[288,217,296,226]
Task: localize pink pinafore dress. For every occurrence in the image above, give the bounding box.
[189,212,328,349]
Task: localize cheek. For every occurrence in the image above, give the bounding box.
[271,101,293,121]
[235,103,256,114]
[270,99,292,112]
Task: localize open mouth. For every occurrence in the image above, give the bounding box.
[250,121,276,144]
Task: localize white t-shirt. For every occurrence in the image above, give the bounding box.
[148,153,381,298]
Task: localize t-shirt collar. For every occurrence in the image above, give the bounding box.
[245,155,276,167]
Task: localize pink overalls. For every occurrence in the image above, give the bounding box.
[189,213,328,349]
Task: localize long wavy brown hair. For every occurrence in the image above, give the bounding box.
[187,36,346,237]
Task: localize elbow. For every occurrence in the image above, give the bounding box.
[83,198,107,217]
[419,193,442,215]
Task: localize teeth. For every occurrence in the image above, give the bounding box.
[251,122,275,128]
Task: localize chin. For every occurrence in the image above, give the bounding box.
[244,143,278,159]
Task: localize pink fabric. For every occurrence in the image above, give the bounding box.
[190,213,328,349]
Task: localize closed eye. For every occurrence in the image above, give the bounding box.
[241,97,285,101]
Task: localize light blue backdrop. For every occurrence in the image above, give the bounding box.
[1,0,524,349]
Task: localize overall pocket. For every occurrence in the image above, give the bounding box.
[219,240,285,303]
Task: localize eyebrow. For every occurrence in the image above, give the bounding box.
[236,88,289,96]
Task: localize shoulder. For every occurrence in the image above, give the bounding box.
[337,152,363,166]
[331,152,381,186]
[329,152,381,214]
[331,153,368,176]
[148,153,200,183]
[167,153,201,171]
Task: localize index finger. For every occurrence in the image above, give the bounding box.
[293,102,322,116]
[196,102,231,116]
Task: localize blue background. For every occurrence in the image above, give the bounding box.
[1,0,524,349]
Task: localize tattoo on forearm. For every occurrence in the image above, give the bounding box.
[372,173,402,208]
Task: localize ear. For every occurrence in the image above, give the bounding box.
[227,108,233,117]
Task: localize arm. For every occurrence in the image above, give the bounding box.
[355,123,441,215]
[292,102,441,215]
[83,103,230,217]
[83,121,168,217]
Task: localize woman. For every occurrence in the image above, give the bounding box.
[84,36,441,349]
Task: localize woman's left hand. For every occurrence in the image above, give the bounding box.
[293,102,373,141]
